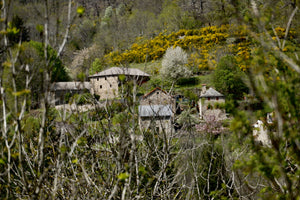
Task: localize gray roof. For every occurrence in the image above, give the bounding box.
[139,105,173,117]
[52,82,90,91]
[89,67,150,78]
[200,88,224,97]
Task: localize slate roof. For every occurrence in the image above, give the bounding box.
[200,87,224,98]
[52,82,90,91]
[89,67,150,78]
[139,105,173,117]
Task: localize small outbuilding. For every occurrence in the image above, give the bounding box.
[51,82,90,105]
[138,87,176,133]
[198,84,226,121]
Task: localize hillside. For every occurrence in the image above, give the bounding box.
[1,0,300,199]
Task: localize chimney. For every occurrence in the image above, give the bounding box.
[201,84,207,95]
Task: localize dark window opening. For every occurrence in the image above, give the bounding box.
[216,97,219,100]
[156,126,159,133]
[208,97,210,101]
[100,85,102,89]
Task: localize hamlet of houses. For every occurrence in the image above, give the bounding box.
[51,66,269,145]
[51,67,227,129]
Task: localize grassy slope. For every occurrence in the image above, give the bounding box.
[131,60,214,98]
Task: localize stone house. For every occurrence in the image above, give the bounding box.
[51,82,90,105]
[198,84,226,121]
[89,67,150,100]
[138,87,176,133]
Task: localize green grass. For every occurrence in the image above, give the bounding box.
[130,60,214,98]
[129,60,162,75]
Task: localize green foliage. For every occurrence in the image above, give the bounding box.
[158,0,182,31]
[213,55,249,100]
[177,76,199,87]
[229,17,300,198]
[89,58,103,75]
[7,15,30,44]
[118,172,129,181]
[29,41,70,82]
[76,72,85,82]
[71,93,94,105]
[77,6,85,17]
[36,24,44,33]
[2,1,300,199]
[104,25,230,66]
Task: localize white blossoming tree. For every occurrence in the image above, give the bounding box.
[160,46,192,92]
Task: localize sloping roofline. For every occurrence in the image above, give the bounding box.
[200,87,224,97]
[51,82,90,91]
[89,67,150,78]
[141,87,171,99]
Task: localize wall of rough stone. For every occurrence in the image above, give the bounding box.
[199,97,226,120]
[140,90,176,113]
[91,76,119,99]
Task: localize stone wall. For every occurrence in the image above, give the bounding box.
[90,76,119,99]
[140,90,176,113]
[51,89,87,105]
[199,97,226,120]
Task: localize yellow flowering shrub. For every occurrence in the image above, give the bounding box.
[104,25,297,72]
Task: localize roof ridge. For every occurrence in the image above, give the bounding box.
[200,87,224,97]
[142,87,169,99]
[89,67,150,78]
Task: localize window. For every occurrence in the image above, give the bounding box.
[97,78,99,81]
[207,97,210,101]
[155,126,159,133]
[216,97,219,100]
[105,77,107,80]
[100,85,102,89]
[110,84,112,88]
[157,92,159,94]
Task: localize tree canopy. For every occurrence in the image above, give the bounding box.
[213,55,249,100]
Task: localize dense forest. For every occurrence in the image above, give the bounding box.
[1,0,300,199]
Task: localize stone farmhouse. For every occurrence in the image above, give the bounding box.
[51,67,150,104]
[138,87,176,134]
[51,82,90,105]
[89,67,150,100]
[198,84,226,121]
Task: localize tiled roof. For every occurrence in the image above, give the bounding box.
[52,82,90,91]
[200,87,224,97]
[89,67,150,78]
[139,105,173,117]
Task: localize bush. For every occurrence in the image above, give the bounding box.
[72,93,94,105]
[177,77,199,86]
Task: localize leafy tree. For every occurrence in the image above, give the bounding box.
[228,1,300,198]
[89,58,104,75]
[7,15,30,44]
[29,41,70,82]
[213,55,248,100]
